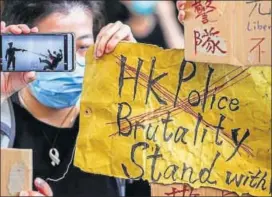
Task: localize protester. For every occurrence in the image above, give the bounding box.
[120,1,184,49]
[0,0,136,196]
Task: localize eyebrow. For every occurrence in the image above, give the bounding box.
[77,34,93,40]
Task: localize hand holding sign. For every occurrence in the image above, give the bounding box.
[19,178,53,197]
[176,1,187,23]
[0,21,36,104]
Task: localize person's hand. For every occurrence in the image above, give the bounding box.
[94,21,136,59]
[19,178,53,196]
[176,1,187,23]
[1,21,37,103]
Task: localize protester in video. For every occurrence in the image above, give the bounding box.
[120,1,184,49]
[40,49,63,71]
[5,42,26,71]
[0,0,136,196]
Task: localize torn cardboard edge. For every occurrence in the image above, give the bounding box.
[1,148,33,196]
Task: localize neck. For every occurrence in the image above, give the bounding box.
[19,87,79,128]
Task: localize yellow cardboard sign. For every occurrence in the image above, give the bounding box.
[184,1,271,66]
[74,43,271,196]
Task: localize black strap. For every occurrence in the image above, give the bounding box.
[0,93,20,148]
[0,97,17,148]
[8,97,16,147]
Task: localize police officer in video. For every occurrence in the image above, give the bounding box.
[5,42,26,71]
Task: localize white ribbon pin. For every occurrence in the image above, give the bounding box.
[49,148,60,166]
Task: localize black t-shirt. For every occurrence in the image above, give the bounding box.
[11,94,119,197]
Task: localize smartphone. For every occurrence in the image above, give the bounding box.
[0,33,75,72]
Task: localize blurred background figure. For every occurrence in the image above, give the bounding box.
[105,0,184,49]
[1,0,4,14]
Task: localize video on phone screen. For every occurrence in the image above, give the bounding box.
[1,34,73,71]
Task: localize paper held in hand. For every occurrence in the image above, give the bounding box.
[75,42,271,197]
[184,1,271,66]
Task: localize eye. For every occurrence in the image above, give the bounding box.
[76,37,94,57]
[78,45,90,51]
[77,45,91,57]
[79,45,90,50]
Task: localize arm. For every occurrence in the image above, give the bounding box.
[13,48,27,52]
[58,50,63,60]
[47,49,54,58]
[14,48,23,51]
[156,1,185,49]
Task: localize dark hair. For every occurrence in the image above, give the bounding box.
[2,0,105,37]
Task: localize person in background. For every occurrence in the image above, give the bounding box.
[0,0,136,196]
[120,0,185,49]
[0,0,3,14]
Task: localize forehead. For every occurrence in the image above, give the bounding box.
[36,8,93,39]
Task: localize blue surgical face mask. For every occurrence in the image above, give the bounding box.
[130,1,157,16]
[29,56,86,109]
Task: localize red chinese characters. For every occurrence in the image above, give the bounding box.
[192,0,216,24]
[221,190,236,196]
[194,27,227,55]
[164,185,200,197]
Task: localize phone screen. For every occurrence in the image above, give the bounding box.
[0,33,74,72]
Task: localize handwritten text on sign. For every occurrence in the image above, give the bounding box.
[75,43,271,196]
[185,1,271,66]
